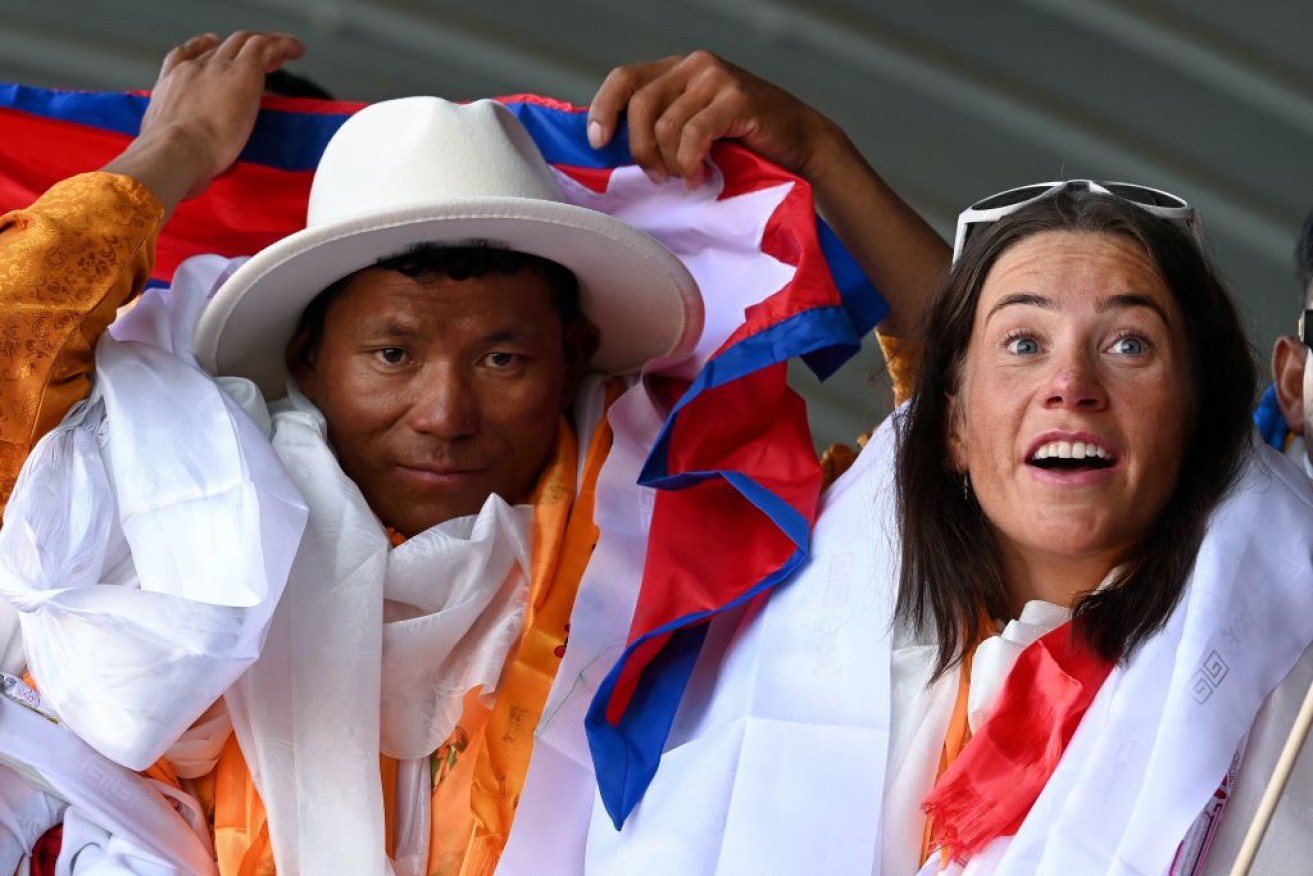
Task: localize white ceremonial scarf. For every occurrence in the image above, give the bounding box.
[563,415,1313,876]
[0,254,308,772]
[224,386,533,876]
[1284,434,1313,479]
[0,674,214,874]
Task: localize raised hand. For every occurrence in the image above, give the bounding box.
[588,50,948,337]
[105,32,305,214]
[588,50,838,188]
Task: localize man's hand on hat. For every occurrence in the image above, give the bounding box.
[587,50,843,190]
[104,31,305,217]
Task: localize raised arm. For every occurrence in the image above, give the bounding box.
[0,31,304,513]
[587,51,949,340]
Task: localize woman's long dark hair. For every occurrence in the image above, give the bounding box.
[896,189,1257,675]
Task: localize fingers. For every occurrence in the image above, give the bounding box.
[133,31,307,205]
[159,33,220,78]
[231,31,306,71]
[162,31,304,78]
[672,95,745,187]
[651,88,729,187]
[588,56,681,149]
[624,68,694,183]
[591,51,757,187]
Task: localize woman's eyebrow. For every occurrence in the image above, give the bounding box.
[1097,293,1172,326]
[985,292,1055,324]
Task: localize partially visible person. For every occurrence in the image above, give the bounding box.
[1264,209,1313,475]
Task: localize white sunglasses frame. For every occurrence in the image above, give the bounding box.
[951,179,1201,263]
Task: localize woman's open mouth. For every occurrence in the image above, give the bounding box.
[1026,439,1116,472]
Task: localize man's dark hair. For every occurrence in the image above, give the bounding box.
[1296,210,1313,306]
[293,243,582,356]
[264,68,336,101]
[895,189,1256,676]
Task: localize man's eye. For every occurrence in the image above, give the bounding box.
[1006,336,1040,355]
[376,348,407,365]
[483,352,521,369]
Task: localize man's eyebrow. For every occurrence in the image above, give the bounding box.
[1096,293,1172,326]
[357,317,421,339]
[985,292,1055,324]
[478,327,542,345]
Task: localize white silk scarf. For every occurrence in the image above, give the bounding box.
[0,255,308,772]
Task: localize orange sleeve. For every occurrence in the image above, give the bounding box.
[0,172,163,515]
[876,329,920,408]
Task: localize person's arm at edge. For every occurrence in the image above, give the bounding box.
[0,31,304,515]
[0,171,165,517]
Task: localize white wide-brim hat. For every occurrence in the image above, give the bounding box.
[194,97,703,398]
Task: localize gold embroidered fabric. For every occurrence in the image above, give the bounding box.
[876,329,918,408]
[819,330,918,486]
[0,172,163,517]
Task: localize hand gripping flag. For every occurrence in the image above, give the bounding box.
[0,84,886,827]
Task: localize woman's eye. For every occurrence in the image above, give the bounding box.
[376,348,407,366]
[1006,336,1040,355]
[1110,336,1146,356]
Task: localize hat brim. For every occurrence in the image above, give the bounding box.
[193,197,703,399]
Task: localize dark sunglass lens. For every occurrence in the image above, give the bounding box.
[1103,184,1185,208]
[971,185,1050,211]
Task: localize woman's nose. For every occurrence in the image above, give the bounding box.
[1043,351,1108,411]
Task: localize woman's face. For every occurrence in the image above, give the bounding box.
[948,230,1191,586]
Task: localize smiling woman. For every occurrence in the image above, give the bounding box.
[898,188,1255,675]
[889,183,1279,869]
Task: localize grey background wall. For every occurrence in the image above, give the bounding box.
[9,0,1311,446]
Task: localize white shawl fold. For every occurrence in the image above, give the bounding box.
[0,254,308,771]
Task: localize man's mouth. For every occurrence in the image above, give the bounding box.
[396,463,487,482]
[1027,439,1116,472]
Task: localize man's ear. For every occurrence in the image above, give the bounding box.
[1273,335,1308,435]
[946,391,969,472]
[285,327,318,399]
[561,316,601,404]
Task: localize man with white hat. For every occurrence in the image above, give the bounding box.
[0,31,948,876]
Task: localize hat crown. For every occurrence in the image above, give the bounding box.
[307,97,566,228]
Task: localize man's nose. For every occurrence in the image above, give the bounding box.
[408,371,479,438]
[1042,349,1108,411]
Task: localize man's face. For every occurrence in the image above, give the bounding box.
[292,266,589,535]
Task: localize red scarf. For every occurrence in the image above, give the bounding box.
[923,621,1115,862]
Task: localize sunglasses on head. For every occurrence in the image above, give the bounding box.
[951,179,1201,263]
